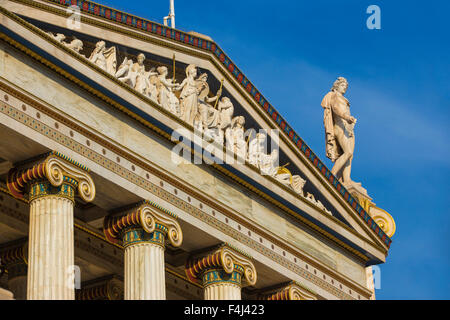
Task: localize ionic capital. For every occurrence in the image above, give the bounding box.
[103,201,183,248]
[6,151,95,202]
[0,239,28,279]
[76,276,124,300]
[260,282,317,300]
[186,243,257,287]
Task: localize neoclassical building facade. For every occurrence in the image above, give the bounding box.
[0,0,395,300]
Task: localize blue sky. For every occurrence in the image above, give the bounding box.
[96,0,450,299]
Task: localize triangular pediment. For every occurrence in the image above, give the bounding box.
[0,0,391,263]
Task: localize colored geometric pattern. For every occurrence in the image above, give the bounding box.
[29,179,76,202]
[43,0,391,248]
[122,227,166,248]
[202,269,242,287]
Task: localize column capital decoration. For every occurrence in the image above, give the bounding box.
[0,239,28,279]
[103,201,183,248]
[6,151,95,202]
[0,239,28,267]
[76,276,124,300]
[260,281,317,300]
[185,243,257,287]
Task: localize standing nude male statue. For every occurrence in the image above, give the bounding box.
[322,77,368,196]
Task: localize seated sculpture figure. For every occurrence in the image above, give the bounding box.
[248,133,266,167]
[89,41,117,75]
[195,73,222,129]
[226,116,247,162]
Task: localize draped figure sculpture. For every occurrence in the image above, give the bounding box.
[227,116,247,161]
[156,66,180,115]
[40,28,333,213]
[177,64,200,126]
[89,41,117,75]
[218,97,234,132]
[116,53,150,94]
[322,77,367,196]
[195,73,222,133]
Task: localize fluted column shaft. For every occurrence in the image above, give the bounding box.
[203,269,242,300]
[27,181,75,300]
[124,239,165,300]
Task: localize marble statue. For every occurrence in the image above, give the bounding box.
[177,64,200,126]
[146,68,160,102]
[258,149,307,196]
[227,116,247,161]
[89,41,117,75]
[195,73,222,132]
[259,148,279,177]
[65,39,84,54]
[218,97,234,132]
[306,193,332,215]
[156,66,180,115]
[39,32,334,213]
[291,175,307,196]
[116,53,150,94]
[321,77,367,196]
[46,31,83,54]
[248,133,266,167]
[39,28,332,213]
[115,57,133,80]
[47,32,66,43]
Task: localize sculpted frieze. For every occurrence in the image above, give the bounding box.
[43,31,334,216]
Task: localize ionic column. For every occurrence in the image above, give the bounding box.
[259,282,317,300]
[0,239,28,300]
[186,244,257,300]
[104,201,183,300]
[7,151,96,300]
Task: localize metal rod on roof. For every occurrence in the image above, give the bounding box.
[170,0,175,29]
[164,0,176,28]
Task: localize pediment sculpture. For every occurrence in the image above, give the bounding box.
[43,32,334,216]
